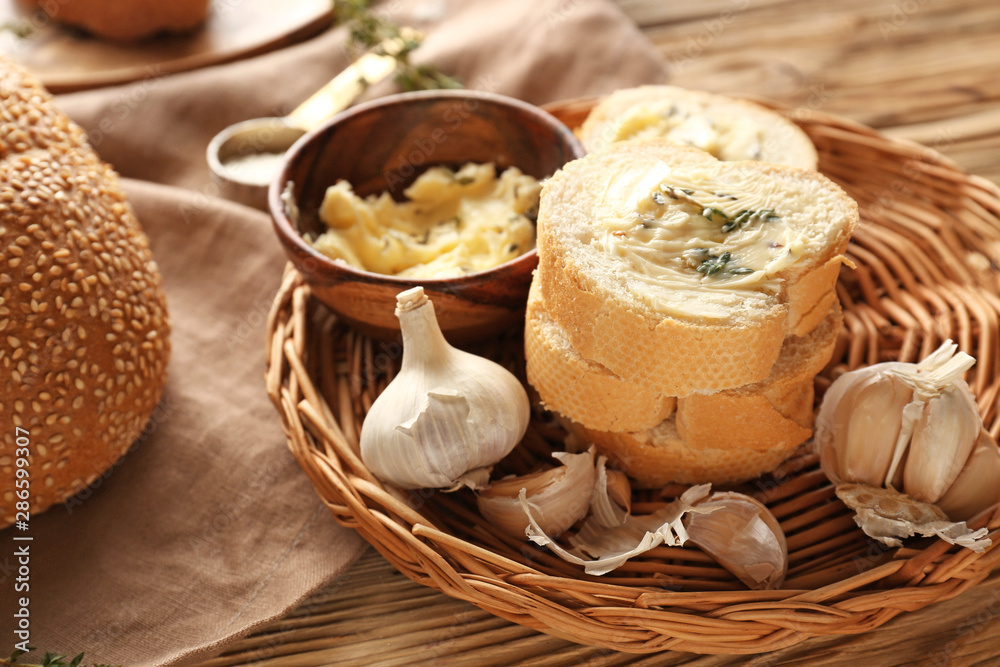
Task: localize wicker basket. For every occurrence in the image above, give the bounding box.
[264,99,1000,655]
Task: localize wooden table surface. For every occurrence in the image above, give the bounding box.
[200,1,1000,665]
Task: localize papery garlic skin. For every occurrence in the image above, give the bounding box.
[477,449,596,538]
[360,287,530,490]
[827,372,912,487]
[525,483,713,576]
[836,484,991,552]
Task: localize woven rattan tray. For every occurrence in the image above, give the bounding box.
[264,99,1000,655]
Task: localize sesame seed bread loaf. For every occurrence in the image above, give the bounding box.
[525,279,675,432]
[579,85,818,170]
[0,57,171,528]
[536,139,858,397]
[561,301,841,487]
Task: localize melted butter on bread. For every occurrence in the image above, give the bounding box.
[609,100,766,162]
[588,159,831,320]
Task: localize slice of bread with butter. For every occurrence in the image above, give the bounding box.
[536,138,857,398]
[578,84,819,170]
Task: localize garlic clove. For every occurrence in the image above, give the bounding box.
[903,382,981,504]
[684,492,788,590]
[936,428,1000,522]
[836,483,991,553]
[817,369,912,487]
[477,449,596,538]
[360,286,530,490]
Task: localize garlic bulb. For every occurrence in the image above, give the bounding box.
[359,287,530,490]
[477,449,596,538]
[684,492,788,590]
[815,340,1000,551]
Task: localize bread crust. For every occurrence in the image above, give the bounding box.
[559,302,841,487]
[537,255,788,397]
[525,277,675,432]
[17,0,210,41]
[567,419,809,488]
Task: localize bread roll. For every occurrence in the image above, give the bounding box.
[0,57,170,528]
[564,302,841,487]
[17,0,210,42]
[579,85,818,169]
[537,139,857,397]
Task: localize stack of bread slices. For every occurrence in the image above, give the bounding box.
[526,88,859,487]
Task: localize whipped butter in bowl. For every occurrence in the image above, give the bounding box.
[268,89,584,342]
[308,162,541,279]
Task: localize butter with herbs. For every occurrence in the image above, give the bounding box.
[608,100,766,162]
[590,162,811,320]
[310,163,540,278]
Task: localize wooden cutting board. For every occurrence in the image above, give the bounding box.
[0,0,331,92]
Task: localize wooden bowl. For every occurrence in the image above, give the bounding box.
[268,90,585,342]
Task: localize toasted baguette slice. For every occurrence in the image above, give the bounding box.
[579,85,818,169]
[564,301,842,487]
[537,139,857,396]
[525,277,676,432]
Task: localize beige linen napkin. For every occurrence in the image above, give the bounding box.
[1,1,666,665]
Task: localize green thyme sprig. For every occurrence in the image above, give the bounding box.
[653,188,779,234]
[702,207,779,233]
[3,647,121,667]
[334,0,462,91]
[685,248,755,277]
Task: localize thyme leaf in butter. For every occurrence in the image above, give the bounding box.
[656,185,780,233]
[684,248,755,278]
[720,208,778,233]
[696,251,731,276]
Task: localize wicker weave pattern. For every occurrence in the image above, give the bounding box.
[265,101,1000,654]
